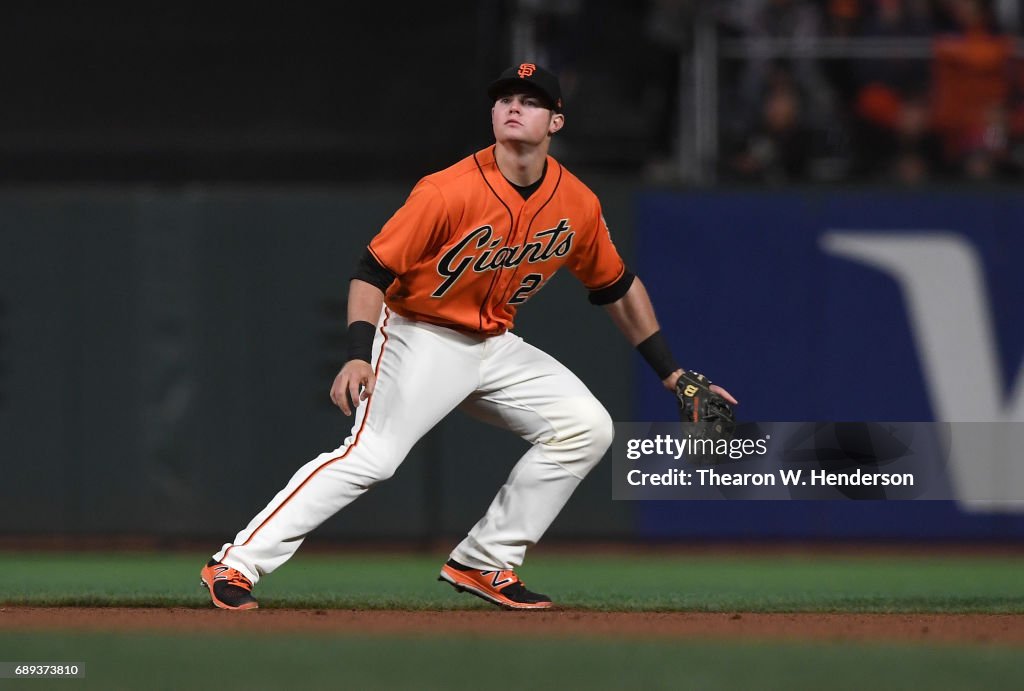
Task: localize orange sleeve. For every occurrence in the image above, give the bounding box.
[368,179,448,276]
[566,198,626,290]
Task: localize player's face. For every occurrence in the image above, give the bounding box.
[492,92,564,145]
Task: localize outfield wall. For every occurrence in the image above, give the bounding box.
[633,190,1024,539]
[0,183,636,540]
[0,185,1020,540]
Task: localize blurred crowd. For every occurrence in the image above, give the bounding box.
[505,0,1023,184]
[714,0,1024,185]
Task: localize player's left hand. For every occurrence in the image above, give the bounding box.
[668,369,738,454]
[662,369,738,405]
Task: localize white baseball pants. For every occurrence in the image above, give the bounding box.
[215,308,613,583]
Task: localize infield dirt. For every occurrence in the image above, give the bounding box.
[3,608,1022,645]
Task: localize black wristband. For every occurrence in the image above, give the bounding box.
[346,320,376,363]
[636,330,680,380]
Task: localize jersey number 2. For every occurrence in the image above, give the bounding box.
[508,273,543,305]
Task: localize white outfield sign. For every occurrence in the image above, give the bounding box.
[821,232,1024,512]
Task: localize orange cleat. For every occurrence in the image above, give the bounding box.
[438,559,552,610]
[200,560,259,610]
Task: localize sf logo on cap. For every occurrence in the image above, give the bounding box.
[517,63,536,78]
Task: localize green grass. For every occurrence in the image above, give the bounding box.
[2,631,1022,691]
[1,551,1023,612]
[3,551,1021,690]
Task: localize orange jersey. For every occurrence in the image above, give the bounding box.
[368,146,625,335]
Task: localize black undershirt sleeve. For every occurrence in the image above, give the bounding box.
[587,269,635,306]
[351,247,396,292]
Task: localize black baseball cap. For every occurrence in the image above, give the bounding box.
[487,63,563,112]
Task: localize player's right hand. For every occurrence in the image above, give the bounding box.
[330,360,376,416]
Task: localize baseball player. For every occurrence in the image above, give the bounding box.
[201,63,736,611]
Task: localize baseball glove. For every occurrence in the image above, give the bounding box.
[675,370,736,446]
